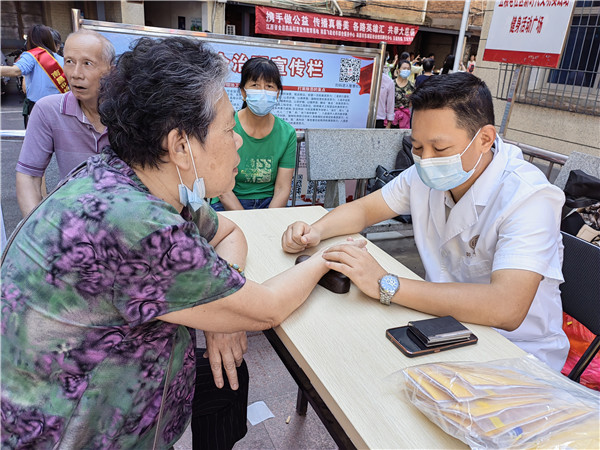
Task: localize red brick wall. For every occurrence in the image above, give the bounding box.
[426,0,484,29]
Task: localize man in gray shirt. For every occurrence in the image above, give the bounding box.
[15,30,114,216]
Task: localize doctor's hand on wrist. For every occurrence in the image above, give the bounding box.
[321,241,386,299]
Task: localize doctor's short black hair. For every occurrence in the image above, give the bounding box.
[410,72,495,137]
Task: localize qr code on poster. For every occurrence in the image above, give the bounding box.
[339,58,361,83]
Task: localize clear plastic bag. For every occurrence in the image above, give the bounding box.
[399,355,600,448]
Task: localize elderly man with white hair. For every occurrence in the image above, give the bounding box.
[15,30,115,217]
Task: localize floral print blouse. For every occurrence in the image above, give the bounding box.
[394,79,415,109]
[1,148,245,449]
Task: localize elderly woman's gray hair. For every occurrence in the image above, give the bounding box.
[98,37,229,168]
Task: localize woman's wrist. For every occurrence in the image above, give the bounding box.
[228,262,245,277]
[307,250,331,277]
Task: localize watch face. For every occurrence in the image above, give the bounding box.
[381,275,399,293]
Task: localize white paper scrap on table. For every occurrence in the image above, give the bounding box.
[247,401,275,426]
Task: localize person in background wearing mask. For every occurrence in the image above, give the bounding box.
[398,51,422,84]
[281,72,569,373]
[0,24,67,128]
[392,59,414,129]
[211,57,296,211]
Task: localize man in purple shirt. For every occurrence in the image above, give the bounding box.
[15,30,115,216]
[376,65,395,129]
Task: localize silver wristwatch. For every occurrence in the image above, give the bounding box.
[378,274,400,306]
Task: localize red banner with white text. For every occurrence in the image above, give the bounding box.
[255,6,418,45]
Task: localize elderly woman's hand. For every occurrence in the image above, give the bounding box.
[281,221,322,253]
[203,331,248,390]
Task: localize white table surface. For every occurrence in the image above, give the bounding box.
[221,206,526,449]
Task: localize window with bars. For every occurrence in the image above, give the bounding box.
[496,1,600,116]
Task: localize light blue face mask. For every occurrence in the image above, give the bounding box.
[176,135,206,212]
[413,128,483,191]
[399,69,411,79]
[244,89,278,116]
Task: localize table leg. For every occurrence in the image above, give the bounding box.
[296,387,308,415]
[263,329,357,450]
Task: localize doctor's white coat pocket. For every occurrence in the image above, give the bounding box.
[460,258,492,282]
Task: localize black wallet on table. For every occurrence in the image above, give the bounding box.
[407,316,472,347]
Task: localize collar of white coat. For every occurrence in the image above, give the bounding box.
[431,136,513,244]
[471,135,529,208]
[469,135,513,207]
[439,135,514,208]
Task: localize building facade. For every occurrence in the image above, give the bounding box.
[1,1,483,67]
[3,0,595,157]
[476,0,599,156]
[1,1,144,50]
[222,0,483,66]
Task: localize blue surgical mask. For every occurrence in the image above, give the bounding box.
[176,135,206,211]
[244,89,278,116]
[413,128,483,191]
[399,69,411,79]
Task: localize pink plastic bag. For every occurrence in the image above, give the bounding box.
[561,312,600,391]
[393,107,411,129]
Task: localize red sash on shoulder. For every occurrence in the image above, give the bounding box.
[29,47,69,94]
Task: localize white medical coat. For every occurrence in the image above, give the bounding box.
[382,137,569,371]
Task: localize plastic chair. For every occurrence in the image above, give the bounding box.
[560,231,600,383]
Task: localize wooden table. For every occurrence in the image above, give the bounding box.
[221,206,526,449]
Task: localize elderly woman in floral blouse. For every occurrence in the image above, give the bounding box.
[1,37,359,449]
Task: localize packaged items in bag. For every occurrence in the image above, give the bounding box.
[400,355,600,448]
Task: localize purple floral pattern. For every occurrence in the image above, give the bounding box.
[1,149,245,448]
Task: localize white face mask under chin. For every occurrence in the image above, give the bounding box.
[176,135,206,211]
[413,128,483,191]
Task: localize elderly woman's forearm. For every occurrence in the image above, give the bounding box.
[158,254,328,332]
[210,215,248,265]
[213,227,248,267]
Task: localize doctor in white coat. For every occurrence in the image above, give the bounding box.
[281,72,569,372]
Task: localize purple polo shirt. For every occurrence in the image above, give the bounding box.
[16,91,109,179]
[376,73,395,122]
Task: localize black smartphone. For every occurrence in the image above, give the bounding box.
[386,325,478,357]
